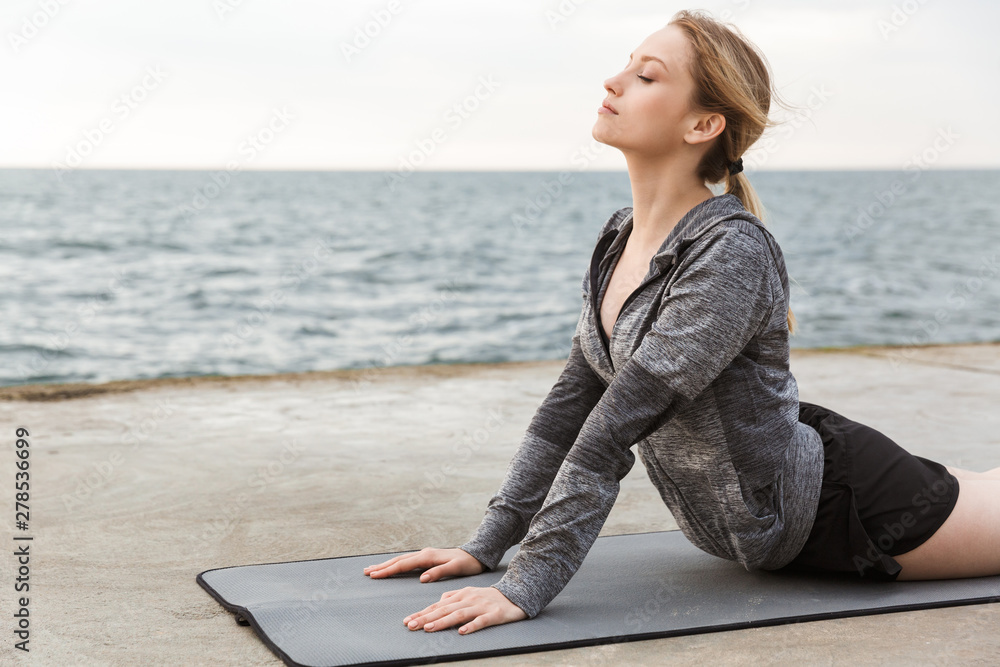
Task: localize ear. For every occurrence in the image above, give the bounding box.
[684,112,726,146]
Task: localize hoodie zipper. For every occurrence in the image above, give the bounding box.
[589,231,617,369]
[591,206,737,372]
[590,227,670,372]
[604,265,671,371]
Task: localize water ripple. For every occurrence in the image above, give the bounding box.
[1,168,998,386]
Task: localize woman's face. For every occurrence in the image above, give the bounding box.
[593,24,713,158]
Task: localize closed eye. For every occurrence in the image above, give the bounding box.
[637,75,653,83]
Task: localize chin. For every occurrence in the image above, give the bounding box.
[591,124,620,150]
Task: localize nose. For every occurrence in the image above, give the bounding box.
[603,74,620,99]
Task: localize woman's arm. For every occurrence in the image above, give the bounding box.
[458,307,609,572]
[488,226,776,619]
[458,210,631,572]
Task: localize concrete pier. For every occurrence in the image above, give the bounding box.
[1,341,998,665]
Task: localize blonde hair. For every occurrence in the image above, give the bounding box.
[668,9,799,335]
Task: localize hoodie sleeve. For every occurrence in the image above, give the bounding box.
[488,227,776,619]
[456,305,608,573]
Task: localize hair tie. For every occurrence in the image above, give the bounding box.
[728,156,744,176]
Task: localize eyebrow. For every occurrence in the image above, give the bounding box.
[629,53,669,73]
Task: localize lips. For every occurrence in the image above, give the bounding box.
[602,100,618,114]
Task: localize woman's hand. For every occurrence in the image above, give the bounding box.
[363,548,528,633]
[402,586,528,635]
[362,547,484,582]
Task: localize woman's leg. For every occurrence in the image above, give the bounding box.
[894,477,1000,579]
[946,465,1000,481]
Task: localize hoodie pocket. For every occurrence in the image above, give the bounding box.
[640,442,732,559]
[741,479,778,521]
[727,458,778,525]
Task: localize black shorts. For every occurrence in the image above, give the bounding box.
[781,401,960,580]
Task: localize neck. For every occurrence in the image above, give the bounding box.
[623,151,716,253]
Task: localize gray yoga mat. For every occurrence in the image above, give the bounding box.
[197,530,1000,667]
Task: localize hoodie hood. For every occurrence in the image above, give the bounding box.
[609,193,765,274]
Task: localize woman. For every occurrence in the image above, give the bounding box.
[363,9,1000,636]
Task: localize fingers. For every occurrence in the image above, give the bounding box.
[403,598,453,630]
[424,608,478,634]
[415,549,474,582]
[403,588,498,635]
[417,562,455,583]
[404,601,483,634]
[363,551,426,578]
[456,615,483,635]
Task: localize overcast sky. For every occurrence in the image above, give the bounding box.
[3,0,997,171]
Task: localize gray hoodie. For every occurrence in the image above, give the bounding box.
[458,193,825,620]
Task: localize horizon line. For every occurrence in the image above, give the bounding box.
[1,166,998,173]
